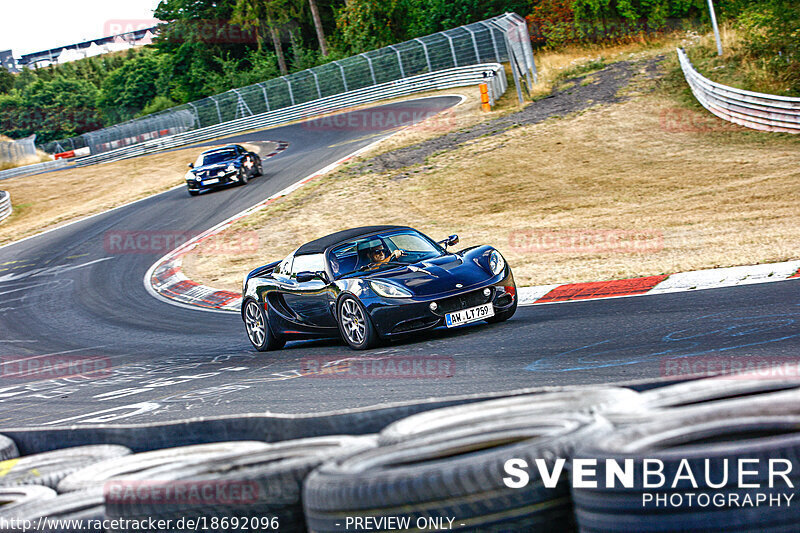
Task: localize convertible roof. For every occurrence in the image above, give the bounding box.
[202,145,239,154]
[295,226,409,256]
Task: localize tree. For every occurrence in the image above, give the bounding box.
[308,0,329,56]
[233,0,290,75]
[0,67,13,95]
[98,51,165,122]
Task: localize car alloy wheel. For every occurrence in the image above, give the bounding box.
[337,296,378,350]
[239,168,249,185]
[244,299,284,351]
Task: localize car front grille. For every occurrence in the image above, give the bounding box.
[433,288,493,316]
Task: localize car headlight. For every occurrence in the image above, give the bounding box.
[370,280,412,298]
[488,250,505,275]
[226,163,237,172]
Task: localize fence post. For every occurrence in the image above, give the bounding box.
[463,26,482,63]
[259,83,270,111]
[210,96,223,124]
[388,45,405,78]
[478,22,501,63]
[187,102,201,128]
[414,39,432,72]
[310,70,322,99]
[233,89,253,118]
[281,76,296,105]
[361,53,377,85]
[334,61,348,92]
[443,33,459,67]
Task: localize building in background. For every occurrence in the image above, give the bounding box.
[0,50,17,73]
[15,26,157,69]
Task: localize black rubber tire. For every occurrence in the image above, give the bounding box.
[486,297,517,324]
[304,415,611,533]
[105,436,376,533]
[604,376,800,426]
[239,167,249,185]
[255,160,263,177]
[379,387,641,445]
[0,487,104,531]
[57,441,270,493]
[0,445,131,489]
[573,415,800,532]
[336,294,379,350]
[243,298,285,352]
[188,189,199,196]
[0,433,18,461]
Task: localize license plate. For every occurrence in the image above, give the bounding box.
[202,178,219,185]
[445,303,494,327]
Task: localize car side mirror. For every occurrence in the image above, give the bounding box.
[296,271,316,283]
[188,163,194,169]
[439,234,459,248]
[296,271,329,283]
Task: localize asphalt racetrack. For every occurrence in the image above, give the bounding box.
[0,96,798,427]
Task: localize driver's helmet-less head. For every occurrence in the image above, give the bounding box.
[369,243,389,259]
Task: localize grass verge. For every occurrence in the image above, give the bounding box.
[182,44,799,293]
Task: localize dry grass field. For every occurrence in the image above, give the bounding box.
[182,60,800,292]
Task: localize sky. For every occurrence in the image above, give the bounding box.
[0,0,163,56]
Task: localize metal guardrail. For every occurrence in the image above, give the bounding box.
[74,63,508,167]
[677,48,800,133]
[0,191,11,223]
[0,159,69,182]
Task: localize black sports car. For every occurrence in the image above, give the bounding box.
[186,144,262,196]
[241,226,517,351]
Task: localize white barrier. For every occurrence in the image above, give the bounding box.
[0,191,11,223]
[677,48,800,133]
[0,159,69,181]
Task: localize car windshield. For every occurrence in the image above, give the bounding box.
[195,150,236,167]
[328,230,444,278]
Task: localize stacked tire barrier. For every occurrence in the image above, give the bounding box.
[0,190,11,223]
[678,48,800,133]
[1,374,799,531]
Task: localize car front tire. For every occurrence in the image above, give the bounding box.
[487,298,517,324]
[239,168,249,185]
[244,299,284,351]
[337,295,379,350]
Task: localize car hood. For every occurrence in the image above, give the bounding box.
[193,162,235,175]
[366,253,493,296]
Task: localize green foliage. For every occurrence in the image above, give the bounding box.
[98,50,167,122]
[736,0,800,93]
[0,68,13,94]
[332,0,403,55]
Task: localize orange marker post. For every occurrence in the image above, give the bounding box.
[479,83,491,112]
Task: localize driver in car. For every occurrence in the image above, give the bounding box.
[369,244,404,267]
